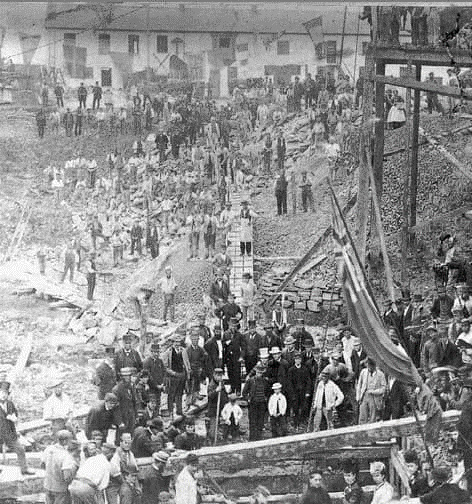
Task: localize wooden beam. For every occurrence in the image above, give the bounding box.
[253,256,302,261]
[373,61,385,197]
[409,64,421,248]
[390,445,411,495]
[371,75,472,99]
[168,410,460,472]
[357,52,374,265]
[368,45,472,67]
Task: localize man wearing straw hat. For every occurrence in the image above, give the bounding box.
[141,451,170,504]
[207,367,228,443]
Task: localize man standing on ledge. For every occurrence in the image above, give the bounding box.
[0,381,35,475]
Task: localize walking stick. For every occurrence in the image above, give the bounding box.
[214,386,222,446]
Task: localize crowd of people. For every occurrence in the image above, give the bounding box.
[9,61,472,503]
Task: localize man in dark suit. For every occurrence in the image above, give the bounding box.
[143,342,165,410]
[94,345,117,400]
[114,333,143,377]
[86,392,123,439]
[0,381,34,474]
[242,320,264,374]
[223,318,246,395]
[112,367,138,435]
[383,378,409,420]
[204,325,224,374]
[209,271,230,304]
[220,293,242,331]
[350,337,368,380]
[276,130,286,171]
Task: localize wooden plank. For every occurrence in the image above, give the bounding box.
[8,333,33,383]
[390,445,411,495]
[168,410,460,472]
[373,61,385,197]
[372,75,472,99]
[369,45,472,67]
[253,256,302,261]
[297,254,327,277]
[409,64,421,248]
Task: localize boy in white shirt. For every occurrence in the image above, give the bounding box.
[268,382,287,438]
[221,393,243,441]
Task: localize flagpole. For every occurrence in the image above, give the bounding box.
[365,147,396,302]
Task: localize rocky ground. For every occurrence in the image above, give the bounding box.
[1,102,472,425]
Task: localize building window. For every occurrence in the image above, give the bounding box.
[156,35,168,53]
[236,43,248,53]
[219,37,231,49]
[326,40,337,63]
[64,33,76,45]
[101,68,112,87]
[98,33,110,55]
[277,40,290,55]
[128,34,139,55]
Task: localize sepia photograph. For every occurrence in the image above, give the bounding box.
[0,2,471,503]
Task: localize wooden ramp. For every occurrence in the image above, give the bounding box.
[227,191,254,304]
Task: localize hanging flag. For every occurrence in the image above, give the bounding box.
[330,185,422,387]
[303,16,323,41]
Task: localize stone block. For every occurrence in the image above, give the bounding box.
[294,280,314,290]
[307,301,320,312]
[298,291,311,300]
[294,301,307,311]
[282,300,293,309]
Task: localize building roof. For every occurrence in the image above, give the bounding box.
[45,3,370,36]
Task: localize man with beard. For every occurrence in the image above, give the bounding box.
[94,346,117,400]
[143,343,165,411]
[112,367,138,435]
[204,325,224,374]
[267,346,290,394]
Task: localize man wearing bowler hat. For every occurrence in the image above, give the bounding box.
[204,325,224,374]
[143,342,165,410]
[242,319,264,374]
[223,317,245,395]
[0,381,34,474]
[93,345,117,400]
[292,318,311,351]
[114,332,143,377]
[162,329,190,417]
[242,363,270,440]
[420,325,441,372]
[282,335,297,367]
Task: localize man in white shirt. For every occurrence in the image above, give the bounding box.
[357,359,387,425]
[158,266,177,323]
[69,443,116,503]
[175,453,200,504]
[43,380,74,435]
[42,429,76,503]
[311,369,344,432]
[268,382,288,437]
